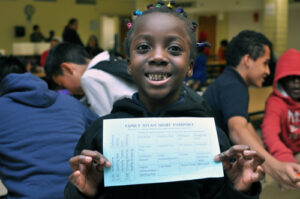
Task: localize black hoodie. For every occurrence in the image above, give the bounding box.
[64,88,261,199]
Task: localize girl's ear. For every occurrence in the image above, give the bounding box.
[186,60,194,77]
[127,58,132,75]
[61,63,75,75]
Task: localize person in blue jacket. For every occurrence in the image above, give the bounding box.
[0,56,98,199]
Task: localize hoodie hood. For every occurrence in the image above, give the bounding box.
[0,72,57,107]
[273,48,300,102]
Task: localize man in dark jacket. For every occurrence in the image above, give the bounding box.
[62,18,83,46]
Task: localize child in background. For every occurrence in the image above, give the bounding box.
[262,48,300,164]
[218,39,228,61]
[64,2,265,199]
[40,37,61,67]
[185,42,209,91]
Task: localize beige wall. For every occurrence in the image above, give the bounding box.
[1,0,299,55]
[0,0,132,54]
[287,4,300,51]
[228,10,264,41]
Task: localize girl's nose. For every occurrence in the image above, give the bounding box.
[148,46,168,66]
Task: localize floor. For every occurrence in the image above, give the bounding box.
[260,175,300,199]
[255,123,300,199]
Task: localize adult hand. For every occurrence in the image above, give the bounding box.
[266,160,300,190]
[68,149,111,197]
[215,145,265,192]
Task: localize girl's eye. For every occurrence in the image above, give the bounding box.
[168,45,183,55]
[136,44,151,54]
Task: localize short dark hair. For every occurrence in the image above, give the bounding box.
[44,42,89,79]
[220,39,228,47]
[226,30,272,67]
[68,18,78,26]
[0,56,27,82]
[123,6,197,60]
[33,25,39,31]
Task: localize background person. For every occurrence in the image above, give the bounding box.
[0,56,98,199]
[262,48,300,163]
[45,43,137,116]
[40,36,61,67]
[30,25,46,42]
[203,30,300,190]
[62,18,83,46]
[85,35,103,59]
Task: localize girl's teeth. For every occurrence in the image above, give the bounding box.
[148,74,168,81]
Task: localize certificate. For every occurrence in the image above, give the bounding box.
[103,117,223,187]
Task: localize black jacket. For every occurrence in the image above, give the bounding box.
[64,89,261,199]
[62,27,83,46]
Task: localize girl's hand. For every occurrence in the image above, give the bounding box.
[68,149,111,197]
[215,145,265,192]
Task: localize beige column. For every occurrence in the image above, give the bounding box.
[264,0,288,56]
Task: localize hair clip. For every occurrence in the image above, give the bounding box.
[175,7,187,18]
[127,22,132,29]
[125,18,132,29]
[147,3,155,9]
[168,0,176,8]
[196,42,211,48]
[132,9,143,16]
[176,7,184,13]
[156,0,165,7]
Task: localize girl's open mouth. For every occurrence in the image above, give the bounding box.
[145,73,171,81]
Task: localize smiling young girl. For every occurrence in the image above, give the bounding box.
[65,2,264,198]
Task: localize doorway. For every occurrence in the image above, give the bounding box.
[198,16,217,60]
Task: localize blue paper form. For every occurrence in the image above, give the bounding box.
[103,117,223,187]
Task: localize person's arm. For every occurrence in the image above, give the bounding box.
[247,122,263,145]
[228,116,300,190]
[261,97,297,163]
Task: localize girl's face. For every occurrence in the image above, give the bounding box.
[128,12,193,112]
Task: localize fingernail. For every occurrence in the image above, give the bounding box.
[85,156,92,162]
[214,155,220,161]
[244,150,253,155]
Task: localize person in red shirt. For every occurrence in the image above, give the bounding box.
[262,48,300,164]
[198,31,210,57]
[40,37,61,67]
